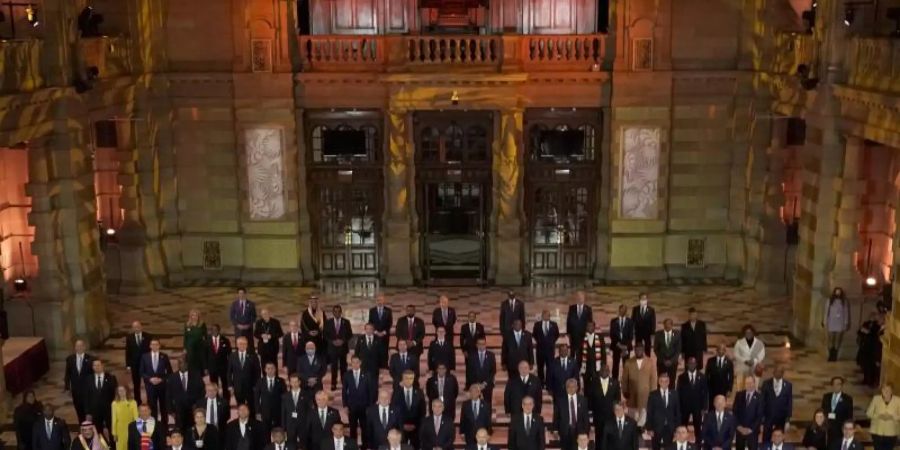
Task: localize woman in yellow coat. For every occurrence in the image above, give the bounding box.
[867,383,900,450]
[111,386,138,450]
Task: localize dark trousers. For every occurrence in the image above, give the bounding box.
[173,404,193,434]
[234,385,255,416]
[873,434,897,450]
[329,352,348,388]
[401,424,419,448]
[611,347,628,379]
[682,408,704,435]
[763,418,787,443]
[559,430,578,450]
[210,368,230,403]
[735,431,759,450]
[536,350,552,386]
[145,384,168,421]
[72,390,87,423]
[130,369,143,403]
[637,333,652,356]
[348,406,366,440]
[650,426,674,450]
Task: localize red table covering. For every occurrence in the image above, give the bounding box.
[5,338,49,394]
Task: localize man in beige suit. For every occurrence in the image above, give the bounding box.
[622,345,657,426]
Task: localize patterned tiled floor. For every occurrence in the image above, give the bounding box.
[4,282,877,448]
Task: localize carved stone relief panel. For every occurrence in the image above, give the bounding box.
[245,127,286,220]
[619,126,660,219]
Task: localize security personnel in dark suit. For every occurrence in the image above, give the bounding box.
[368,294,393,369]
[533,309,560,386]
[508,396,546,450]
[324,305,353,391]
[354,324,383,379]
[460,385,491,446]
[504,361,542,416]
[140,339,172,421]
[566,291,593,356]
[427,327,456,372]
[609,305,634,379]
[548,345,580,401]
[705,344,734,408]
[297,342,327,407]
[33,406,70,450]
[282,321,304,377]
[500,291,527,338]
[125,321,152,401]
[702,395,736,450]
[254,362,286,434]
[84,359,117,432]
[425,364,459,419]
[388,340,420,388]
[821,377,853,448]
[460,313,486,358]
[366,390,400,450]
[502,319,534,372]
[734,376,764,450]
[391,371,426,449]
[602,403,640,450]
[395,306,426,357]
[419,400,455,450]
[166,358,203,433]
[342,356,375,442]
[654,319,681,382]
[431,295,457,346]
[227,337,261,415]
[64,340,94,423]
[465,338,497,404]
[554,379,590,450]
[646,374,681,450]
[680,309,708,370]
[675,358,708,436]
[301,391,340,450]
[760,366,793,444]
[589,365,621,438]
[206,326,232,401]
[631,293,656,356]
[224,404,264,450]
[280,375,305,446]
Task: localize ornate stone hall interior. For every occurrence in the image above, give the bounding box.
[0,0,899,447]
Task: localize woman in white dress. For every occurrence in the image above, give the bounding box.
[733,324,766,378]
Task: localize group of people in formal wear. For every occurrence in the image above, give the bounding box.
[15,287,895,450]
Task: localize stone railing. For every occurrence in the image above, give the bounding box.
[772,31,817,75]
[847,37,900,93]
[0,40,44,94]
[78,36,133,79]
[299,33,607,72]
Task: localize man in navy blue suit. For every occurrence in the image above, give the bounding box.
[702,395,735,450]
[465,338,497,403]
[733,376,764,450]
[139,339,172,421]
[389,340,420,387]
[548,344,580,401]
[761,366,793,444]
[533,309,560,387]
[368,294,393,369]
[229,287,257,351]
[343,355,375,442]
[762,429,794,450]
[460,384,491,446]
[366,389,400,450]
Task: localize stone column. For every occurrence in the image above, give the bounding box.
[829,136,864,296]
[113,120,155,294]
[490,108,525,285]
[294,108,315,281]
[382,109,416,285]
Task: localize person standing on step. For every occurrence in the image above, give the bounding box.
[533,309,560,388]
[254,309,283,369]
[824,288,850,362]
[431,295,457,347]
[566,291,593,359]
[229,288,257,352]
[125,322,151,402]
[323,305,352,390]
[631,293,656,356]
[368,294,393,370]
[301,296,326,359]
[65,339,95,424]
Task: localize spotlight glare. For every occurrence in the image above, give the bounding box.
[844,6,855,26]
[106,228,116,236]
[866,276,878,287]
[13,278,27,292]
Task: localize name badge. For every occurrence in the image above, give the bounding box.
[292,412,298,418]
[195,441,204,448]
[828,413,836,419]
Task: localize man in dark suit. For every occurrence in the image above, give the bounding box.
[548,344,580,401]
[602,403,639,450]
[465,338,497,402]
[668,426,696,450]
[254,308,284,369]
[432,295,457,346]
[460,384,491,446]
[425,363,459,418]
[166,358,203,433]
[762,429,795,450]
[508,396,546,450]
[419,399,455,450]
[504,361,543,416]
[647,374,681,450]
[702,395,736,450]
[827,421,862,450]
[631,293,656,356]
[302,391,340,450]
[460,312,486,358]
[574,433,596,450]
[324,305,353,390]
[427,327,456,372]
[467,429,498,450]
[128,405,166,450]
[761,366,793,444]
[566,291,593,356]
[395,305,426,357]
[140,339,172,421]
[392,371,426,448]
[367,389,400,450]
[196,382,229,435]
[676,357,708,436]
[589,365,620,438]
[706,344,734,408]
[84,359,117,433]
[354,323,383,379]
[500,291,527,338]
[229,337,261,416]
[64,339,94,423]
[822,377,853,448]
[388,340,419,388]
[680,308,708,370]
[579,321,606,386]
[554,379,590,450]
[255,362,286,434]
[125,321,152,401]
[281,375,305,446]
[282,321,304,376]
[321,422,359,450]
[297,341,326,406]
[206,325,232,401]
[654,319,681,382]
[502,319,534,372]
[734,376,764,450]
[533,309,560,386]
[224,404,265,450]
[379,430,413,450]
[33,405,70,450]
[343,355,375,442]
[229,287,257,352]
[609,305,634,379]
[265,428,296,450]
[368,294,393,369]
